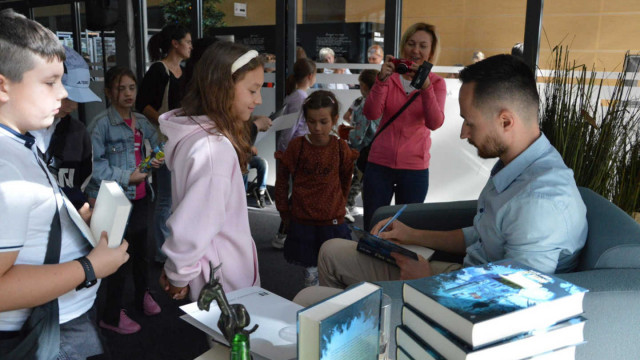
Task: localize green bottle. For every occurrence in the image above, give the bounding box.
[230,332,251,360]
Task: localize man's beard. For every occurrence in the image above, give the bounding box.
[472,133,507,159]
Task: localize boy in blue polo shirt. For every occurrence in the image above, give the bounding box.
[0,9,128,359]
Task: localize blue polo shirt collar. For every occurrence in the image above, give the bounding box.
[491,133,550,193]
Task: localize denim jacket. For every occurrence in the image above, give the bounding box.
[86,106,160,200]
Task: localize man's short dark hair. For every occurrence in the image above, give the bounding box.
[459,54,539,121]
[0,9,65,82]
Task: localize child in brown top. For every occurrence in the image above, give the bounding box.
[275,91,359,287]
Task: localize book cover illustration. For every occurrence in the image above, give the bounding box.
[406,259,587,324]
[318,289,380,359]
[351,225,435,266]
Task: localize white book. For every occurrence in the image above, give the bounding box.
[180,286,302,360]
[297,282,382,360]
[65,180,131,248]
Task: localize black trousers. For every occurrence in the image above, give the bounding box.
[102,196,150,326]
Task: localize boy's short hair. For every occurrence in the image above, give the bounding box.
[0,8,65,82]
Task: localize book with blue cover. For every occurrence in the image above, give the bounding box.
[395,325,445,360]
[402,304,586,360]
[403,259,588,348]
[297,282,381,360]
[350,225,434,267]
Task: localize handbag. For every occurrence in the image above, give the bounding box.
[0,158,62,360]
[356,91,420,172]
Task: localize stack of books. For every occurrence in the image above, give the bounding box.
[395,259,588,360]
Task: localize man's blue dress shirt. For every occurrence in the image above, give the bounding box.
[462,134,588,274]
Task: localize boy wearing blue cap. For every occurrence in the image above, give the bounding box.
[31,45,102,210]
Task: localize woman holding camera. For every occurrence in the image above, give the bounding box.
[361,22,446,230]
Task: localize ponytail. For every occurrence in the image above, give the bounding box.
[285,74,297,96]
[147,24,190,61]
[285,58,316,96]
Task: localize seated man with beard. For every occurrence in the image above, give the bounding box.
[297,55,588,302]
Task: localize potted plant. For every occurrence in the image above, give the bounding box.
[539,46,640,217]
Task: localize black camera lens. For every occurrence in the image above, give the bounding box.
[396,63,409,74]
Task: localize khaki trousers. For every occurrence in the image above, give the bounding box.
[293,238,462,307]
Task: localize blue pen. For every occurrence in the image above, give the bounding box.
[377,204,408,235]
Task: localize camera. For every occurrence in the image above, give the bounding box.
[410,61,433,89]
[390,59,414,74]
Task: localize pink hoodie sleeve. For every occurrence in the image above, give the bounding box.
[420,73,446,130]
[163,141,232,288]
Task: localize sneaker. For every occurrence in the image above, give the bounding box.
[272,233,286,249]
[253,188,265,208]
[347,205,361,216]
[344,207,355,223]
[303,267,319,287]
[99,310,141,335]
[143,290,162,316]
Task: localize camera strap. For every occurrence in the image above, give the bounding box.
[369,91,420,146]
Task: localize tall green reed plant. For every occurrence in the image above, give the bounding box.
[540,46,640,214]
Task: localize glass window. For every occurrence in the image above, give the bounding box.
[540,0,640,72]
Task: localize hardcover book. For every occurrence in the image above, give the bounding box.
[402,304,585,360]
[65,180,131,248]
[297,282,382,360]
[396,346,413,360]
[395,325,444,360]
[403,259,588,348]
[350,225,434,267]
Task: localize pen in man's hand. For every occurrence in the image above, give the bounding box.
[377,204,408,235]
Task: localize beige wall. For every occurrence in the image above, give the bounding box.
[147,0,639,71]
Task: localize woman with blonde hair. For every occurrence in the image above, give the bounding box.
[361,22,446,230]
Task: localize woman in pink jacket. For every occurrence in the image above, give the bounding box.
[362,22,446,230]
[158,41,262,301]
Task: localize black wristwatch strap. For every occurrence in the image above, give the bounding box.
[75,256,97,291]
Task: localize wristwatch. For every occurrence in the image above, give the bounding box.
[75,256,97,291]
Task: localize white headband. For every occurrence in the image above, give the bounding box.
[231,50,259,74]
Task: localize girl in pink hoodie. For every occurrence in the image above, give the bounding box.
[158,42,263,301]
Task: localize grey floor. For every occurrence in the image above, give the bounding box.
[98,190,364,360]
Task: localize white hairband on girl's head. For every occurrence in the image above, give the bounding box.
[231,50,259,74]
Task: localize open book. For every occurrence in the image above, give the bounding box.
[180,286,301,360]
[350,225,435,267]
[65,180,132,248]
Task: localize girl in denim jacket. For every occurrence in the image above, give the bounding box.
[87,66,163,335]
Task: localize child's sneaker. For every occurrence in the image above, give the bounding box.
[347,205,361,216]
[143,290,161,316]
[304,267,319,287]
[272,233,286,249]
[99,310,141,335]
[344,207,355,223]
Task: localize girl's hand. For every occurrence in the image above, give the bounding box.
[150,158,164,168]
[343,109,353,123]
[129,168,148,185]
[86,232,130,278]
[251,146,258,156]
[253,116,272,132]
[160,269,189,300]
[378,55,395,82]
